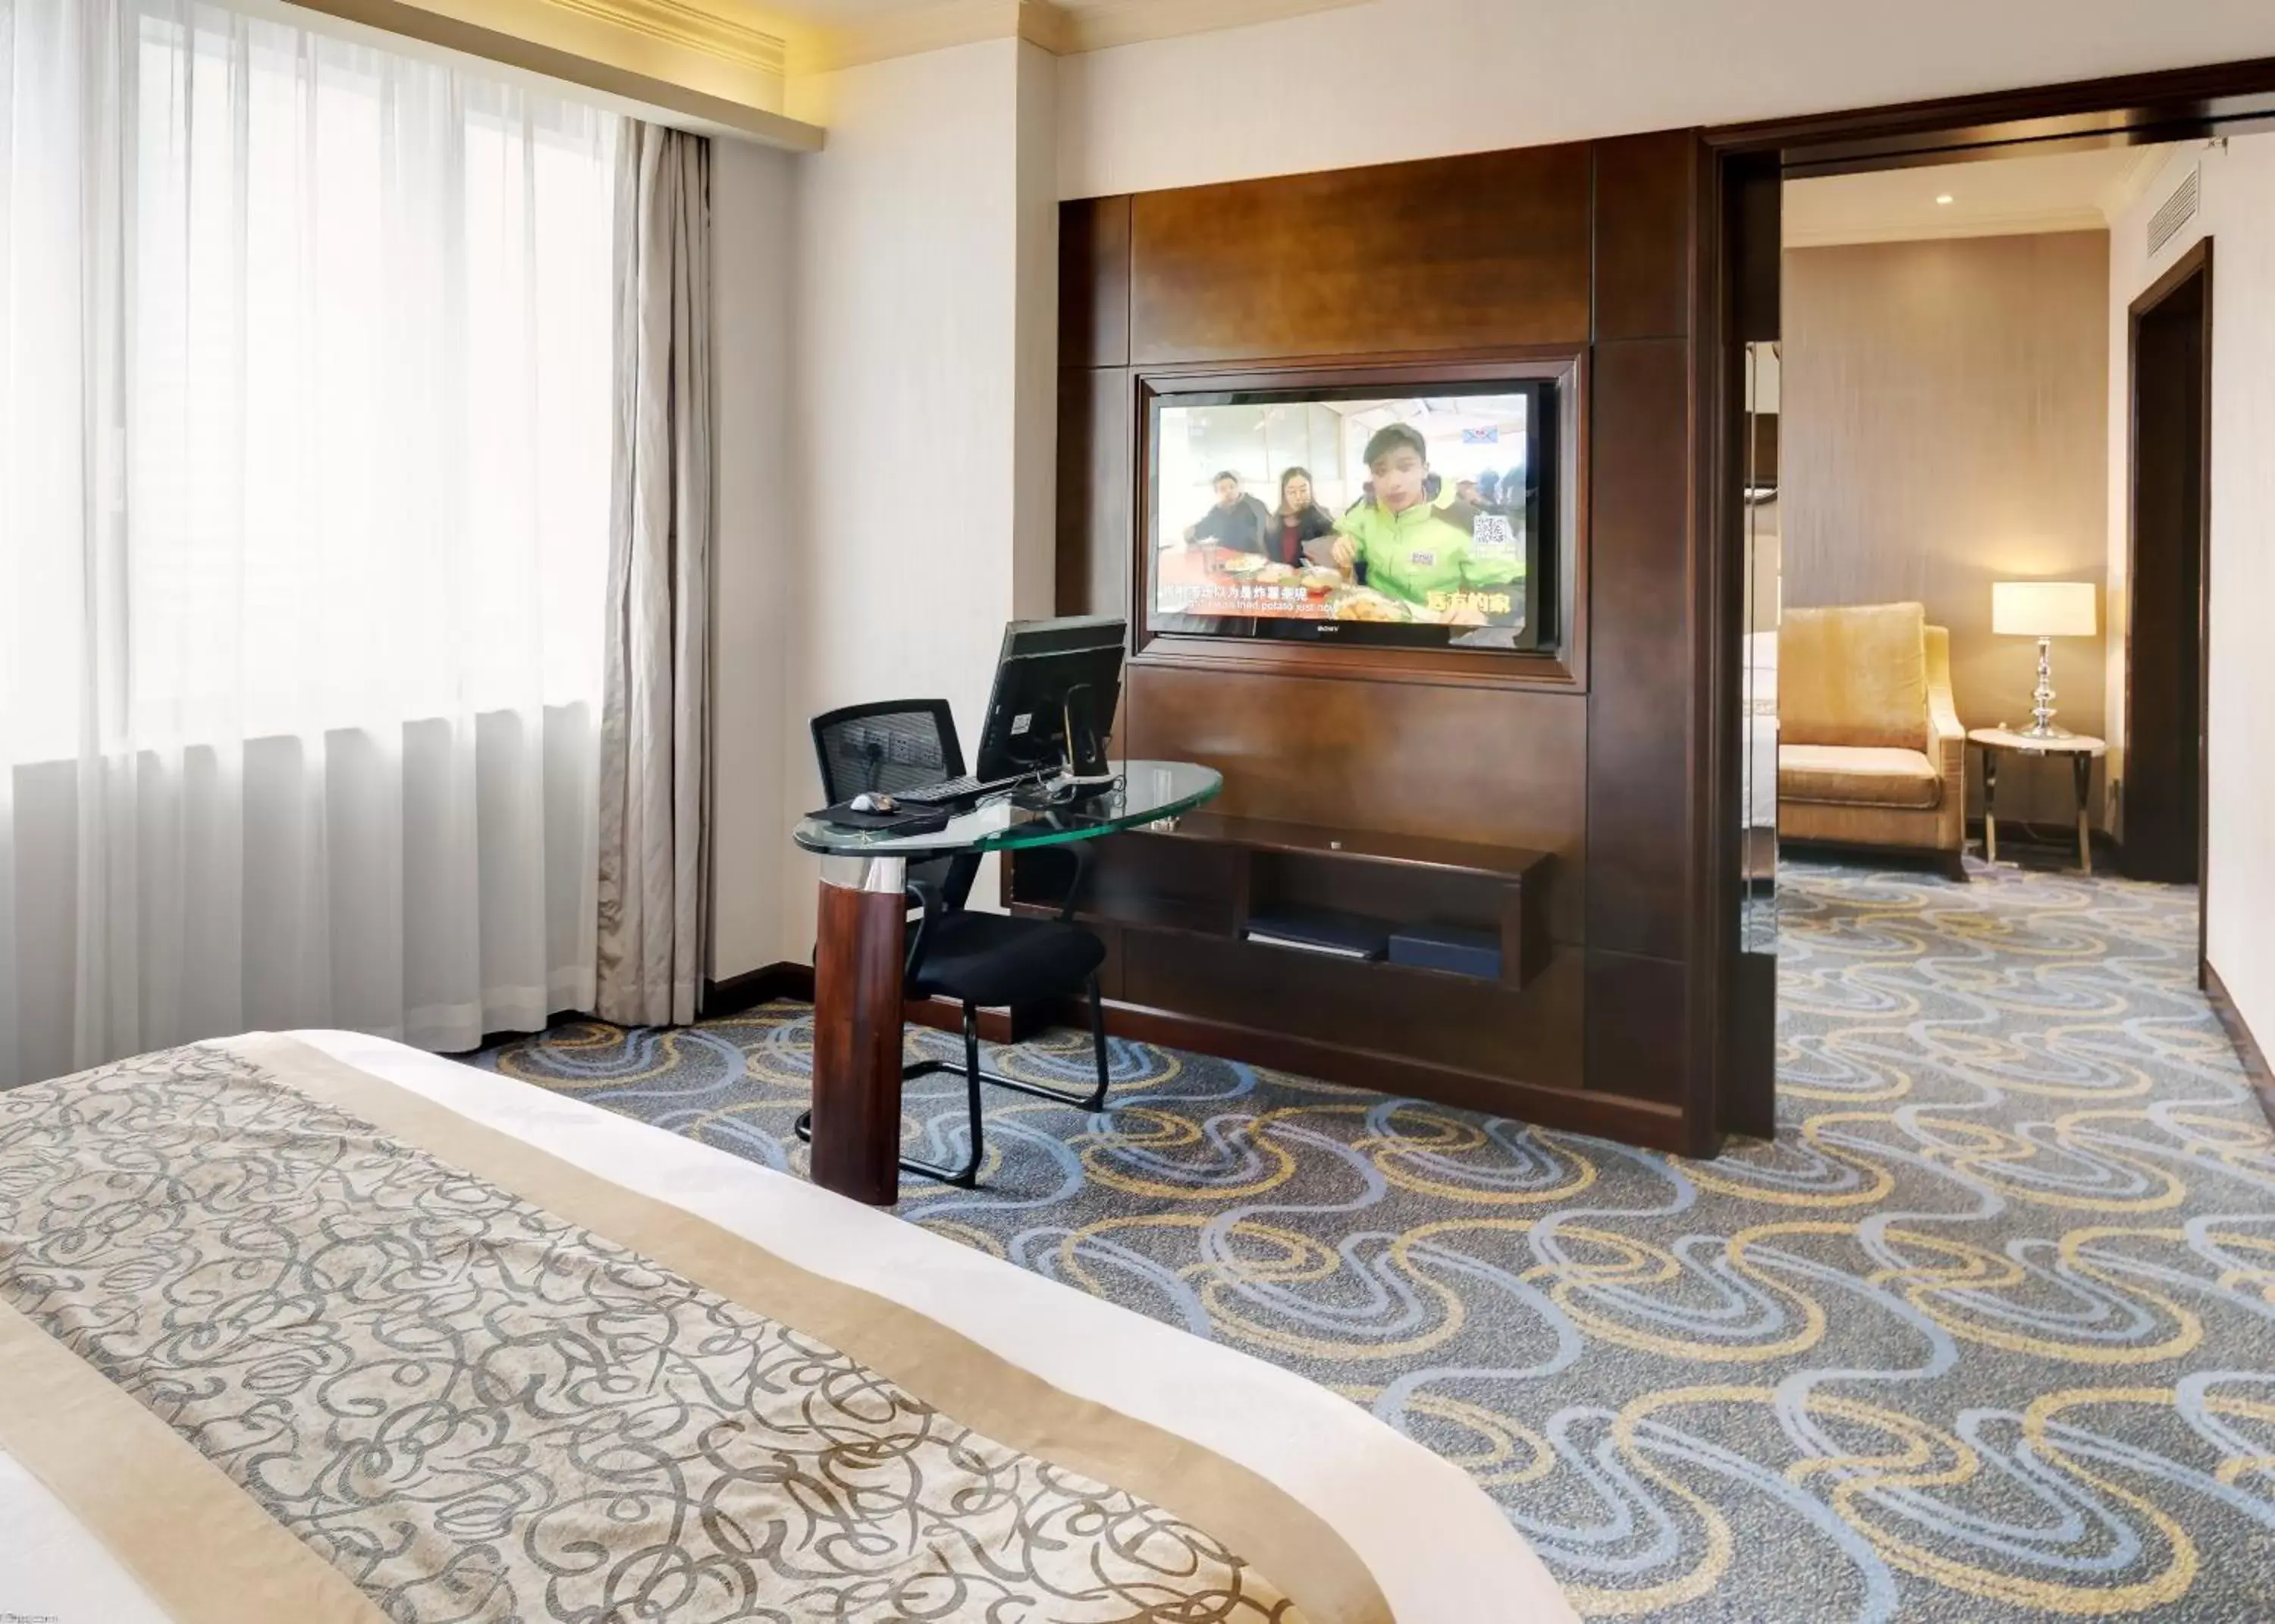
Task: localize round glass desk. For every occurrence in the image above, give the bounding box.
[794,760,1222,1203]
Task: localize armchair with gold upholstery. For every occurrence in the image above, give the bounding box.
[1776,602,1967,875]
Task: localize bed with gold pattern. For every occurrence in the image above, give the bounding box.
[0,1031,1572,1623]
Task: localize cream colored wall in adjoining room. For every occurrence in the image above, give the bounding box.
[2106,130,2275,1052]
[1781,231,2110,829]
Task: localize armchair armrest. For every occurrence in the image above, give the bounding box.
[1928,684,1966,776]
[1923,625,1967,852]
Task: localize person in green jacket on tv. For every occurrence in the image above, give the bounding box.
[1329,423,1521,624]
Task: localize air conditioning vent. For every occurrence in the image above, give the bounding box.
[2147,166,2200,259]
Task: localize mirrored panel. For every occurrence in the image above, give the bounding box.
[1741,340,1781,954]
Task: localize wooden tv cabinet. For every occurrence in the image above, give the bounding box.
[1006,812,1578,1118]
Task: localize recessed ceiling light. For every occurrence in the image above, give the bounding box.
[1935,193,1956,205]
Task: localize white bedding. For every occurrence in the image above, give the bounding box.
[0,1030,1573,1623]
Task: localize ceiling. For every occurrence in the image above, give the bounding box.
[748,0,1370,71]
[759,0,1341,21]
[1784,144,2176,248]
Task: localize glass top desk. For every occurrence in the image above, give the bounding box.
[791,760,1222,1202]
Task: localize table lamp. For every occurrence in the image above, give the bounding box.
[1991,581,2098,739]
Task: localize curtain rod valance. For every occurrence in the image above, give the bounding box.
[273,0,825,149]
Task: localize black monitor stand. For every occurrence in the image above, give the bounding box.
[1059,682,1113,784]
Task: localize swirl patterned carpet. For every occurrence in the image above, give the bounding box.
[475,860,2275,1621]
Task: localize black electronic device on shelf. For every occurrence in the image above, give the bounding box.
[1243,904,1389,961]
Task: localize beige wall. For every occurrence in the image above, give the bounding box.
[1782,231,2111,827]
[709,138,798,981]
[1057,0,2275,199]
[704,38,1056,979]
[2106,131,2275,1050]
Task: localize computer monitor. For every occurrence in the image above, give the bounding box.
[974,616,1127,784]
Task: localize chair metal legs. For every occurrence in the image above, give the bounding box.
[1089,978,1111,1111]
[792,1003,984,1190]
[892,1002,987,1187]
[967,975,1112,1115]
[792,977,1116,1193]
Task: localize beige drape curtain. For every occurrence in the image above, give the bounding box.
[597,123,712,1027]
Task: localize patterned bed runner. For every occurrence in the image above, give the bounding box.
[0,1038,1382,1624]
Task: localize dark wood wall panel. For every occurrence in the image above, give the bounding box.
[1059,195,1131,368]
[1055,367,1130,619]
[1054,125,1725,1149]
[1123,934,1584,1093]
[1584,949,1686,1104]
[1592,132,1698,342]
[1122,664,1587,944]
[1584,337,1693,961]
[1127,146,1592,365]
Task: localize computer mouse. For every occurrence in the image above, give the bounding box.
[851,792,896,814]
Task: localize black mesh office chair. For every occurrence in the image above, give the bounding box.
[802,699,1111,1189]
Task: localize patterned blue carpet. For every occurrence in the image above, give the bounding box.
[475,861,2275,1620]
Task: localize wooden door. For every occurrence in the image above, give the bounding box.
[2122,243,2211,896]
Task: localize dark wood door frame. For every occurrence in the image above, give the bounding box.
[1696,57,2275,1136]
[2123,240,2214,964]
[1709,55,2275,174]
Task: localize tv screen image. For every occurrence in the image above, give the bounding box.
[1147,378,1558,652]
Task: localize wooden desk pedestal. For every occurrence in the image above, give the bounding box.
[809,854,908,1205]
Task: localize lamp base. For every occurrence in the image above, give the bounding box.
[2021,635,2069,741]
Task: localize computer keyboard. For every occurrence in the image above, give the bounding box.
[893,772,1034,810]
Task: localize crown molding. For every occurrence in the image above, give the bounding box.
[542,0,786,76]
[284,0,821,146]
[788,0,1015,74]
[789,0,1363,76]
[1055,0,1366,53]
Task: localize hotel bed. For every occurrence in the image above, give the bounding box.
[0,1030,1572,1624]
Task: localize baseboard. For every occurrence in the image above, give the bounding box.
[1052,993,1690,1153]
[904,995,1050,1044]
[2204,961,2275,1131]
[699,961,814,1018]
[700,959,1047,1043]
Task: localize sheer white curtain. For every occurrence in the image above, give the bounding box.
[0,0,618,1087]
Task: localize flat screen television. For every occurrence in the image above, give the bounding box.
[1145,377,1562,653]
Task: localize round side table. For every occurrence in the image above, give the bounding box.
[1967,728,2106,873]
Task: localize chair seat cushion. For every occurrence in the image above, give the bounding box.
[1778,744,1943,810]
[908,911,1106,1008]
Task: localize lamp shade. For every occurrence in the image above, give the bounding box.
[1991,580,2098,638]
